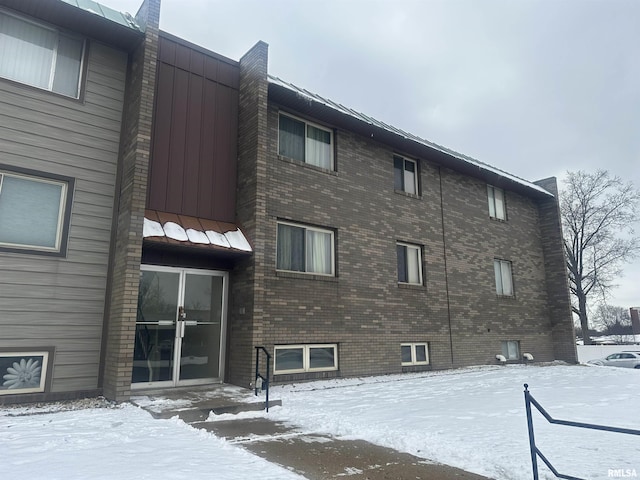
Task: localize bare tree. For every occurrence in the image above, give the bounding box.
[592,304,633,343]
[560,170,640,345]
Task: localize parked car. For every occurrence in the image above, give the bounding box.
[588,351,640,369]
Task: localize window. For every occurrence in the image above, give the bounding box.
[501,341,520,360]
[401,343,429,366]
[274,344,338,374]
[0,168,73,254]
[494,259,513,296]
[0,11,85,98]
[0,350,51,395]
[397,242,422,285]
[487,185,506,220]
[277,222,334,275]
[278,113,333,169]
[394,155,417,194]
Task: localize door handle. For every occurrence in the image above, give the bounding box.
[177,306,187,338]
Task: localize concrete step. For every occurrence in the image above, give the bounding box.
[130,384,274,421]
[147,400,281,422]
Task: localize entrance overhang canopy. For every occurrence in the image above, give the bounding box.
[143,209,252,255]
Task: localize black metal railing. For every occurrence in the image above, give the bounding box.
[524,383,640,480]
[254,346,271,412]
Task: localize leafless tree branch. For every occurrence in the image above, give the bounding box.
[560,170,640,344]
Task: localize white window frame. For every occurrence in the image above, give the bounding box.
[401,343,430,366]
[276,221,335,276]
[394,155,418,195]
[273,344,338,374]
[494,259,514,296]
[0,350,50,395]
[0,9,86,98]
[397,242,423,285]
[501,340,520,360]
[487,185,506,220]
[278,112,334,170]
[0,169,71,253]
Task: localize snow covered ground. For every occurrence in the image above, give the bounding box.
[1,363,639,480]
[0,402,304,480]
[265,363,640,480]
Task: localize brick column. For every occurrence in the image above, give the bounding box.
[101,0,160,402]
[534,177,577,363]
[228,41,269,387]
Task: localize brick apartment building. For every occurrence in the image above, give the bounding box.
[0,0,576,404]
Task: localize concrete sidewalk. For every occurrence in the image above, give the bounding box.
[132,386,493,480]
[196,417,492,479]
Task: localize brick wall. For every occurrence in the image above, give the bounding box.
[235,102,569,384]
[534,177,577,363]
[228,41,269,387]
[100,0,160,402]
[442,168,557,366]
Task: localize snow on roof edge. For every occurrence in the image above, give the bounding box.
[268,75,553,197]
[60,0,141,31]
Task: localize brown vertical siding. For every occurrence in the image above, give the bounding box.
[148,61,173,210]
[148,33,240,222]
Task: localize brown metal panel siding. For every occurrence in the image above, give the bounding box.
[165,67,189,212]
[218,61,239,89]
[175,43,191,71]
[159,36,176,64]
[198,78,217,219]
[213,84,238,220]
[149,35,239,221]
[204,56,219,82]
[183,73,203,214]
[190,50,204,77]
[148,62,174,211]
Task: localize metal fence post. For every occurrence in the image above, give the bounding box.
[524,384,539,480]
[265,352,270,413]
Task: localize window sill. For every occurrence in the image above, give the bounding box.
[402,364,432,373]
[398,283,425,290]
[489,216,507,223]
[0,245,66,257]
[0,74,85,103]
[394,190,421,200]
[276,270,339,282]
[496,294,516,300]
[273,370,340,383]
[278,155,338,176]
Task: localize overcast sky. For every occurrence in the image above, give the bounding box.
[104,0,639,312]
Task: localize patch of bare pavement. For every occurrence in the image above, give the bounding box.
[132,386,493,480]
[193,417,493,480]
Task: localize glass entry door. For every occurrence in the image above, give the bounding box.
[132,266,227,388]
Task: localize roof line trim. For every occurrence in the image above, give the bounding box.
[268,75,553,198]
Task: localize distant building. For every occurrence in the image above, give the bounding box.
[631,308,640,335]
[0,0,576,404]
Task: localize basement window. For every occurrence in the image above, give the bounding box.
[501,340,520,360]
[401,343,429,366]
[274,344,338,374]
